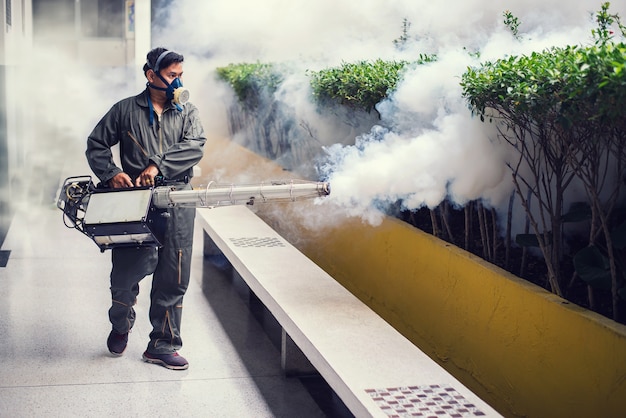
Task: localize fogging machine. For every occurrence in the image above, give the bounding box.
[57,175,330,252]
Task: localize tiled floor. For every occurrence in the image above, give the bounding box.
[0,191,339,417]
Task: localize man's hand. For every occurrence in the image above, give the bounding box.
[108,172,134,189]
[135,164,160,187]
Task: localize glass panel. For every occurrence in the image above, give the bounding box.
[33,0,125,39]
[97,0,124,38]
[33,0,75,38]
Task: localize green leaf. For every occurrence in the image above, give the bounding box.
[562,202,592,222]
[515,233,539,247]
[610,220,626,250]
[573,246,612,290]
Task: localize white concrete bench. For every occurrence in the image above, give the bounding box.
[196,206,502,418]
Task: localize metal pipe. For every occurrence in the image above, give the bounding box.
[151,180,331,208]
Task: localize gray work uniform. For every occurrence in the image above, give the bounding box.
[86,89,206,354]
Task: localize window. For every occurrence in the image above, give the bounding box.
[6,0,11,26]
[81,0,124,38]
[33,0,76,38]
[32,0,125,39]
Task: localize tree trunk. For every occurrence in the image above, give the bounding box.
[505,193,514,270]
[430,209,439,237]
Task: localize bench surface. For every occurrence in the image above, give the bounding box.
[197,206,502,418]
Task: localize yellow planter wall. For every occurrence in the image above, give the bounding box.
[199,137,626,418]
[292,214,626,418]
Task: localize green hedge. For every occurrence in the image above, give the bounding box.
[216,56,436,114]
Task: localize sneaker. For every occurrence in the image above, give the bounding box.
[142,351,189,370]
[107,331,128,356]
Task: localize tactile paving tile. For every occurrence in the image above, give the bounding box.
[229,236,285,248]
[365,384,486,417]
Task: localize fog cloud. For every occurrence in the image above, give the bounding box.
[24,0,622,225]
[150,1,624,225]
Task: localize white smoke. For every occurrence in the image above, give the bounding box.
[152,0,626,225]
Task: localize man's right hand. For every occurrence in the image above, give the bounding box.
[108,172,134,189]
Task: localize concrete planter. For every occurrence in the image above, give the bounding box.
[283,213,626,418]
[199,137,626,418]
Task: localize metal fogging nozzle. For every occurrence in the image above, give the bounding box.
[319,182,331,196]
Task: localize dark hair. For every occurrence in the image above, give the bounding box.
[143,47,184,75]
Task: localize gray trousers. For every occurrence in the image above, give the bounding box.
[108,204,195,354]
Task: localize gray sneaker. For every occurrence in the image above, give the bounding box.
[107,331,128,356]
[142,351,189,370]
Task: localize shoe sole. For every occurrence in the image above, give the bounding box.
[142,354,189,370]
[107,339,127,357]
[109,349,125,357]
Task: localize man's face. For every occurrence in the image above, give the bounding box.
[148,62,184,92]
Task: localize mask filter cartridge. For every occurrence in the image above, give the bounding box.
[173,87,190,106]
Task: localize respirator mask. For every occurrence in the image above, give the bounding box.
[147,50,190,108]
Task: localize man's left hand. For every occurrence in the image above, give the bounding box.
[135,164,160,187]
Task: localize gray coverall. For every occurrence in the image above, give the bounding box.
[86,89,206,354]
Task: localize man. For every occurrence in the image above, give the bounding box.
[86,47,206,370]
